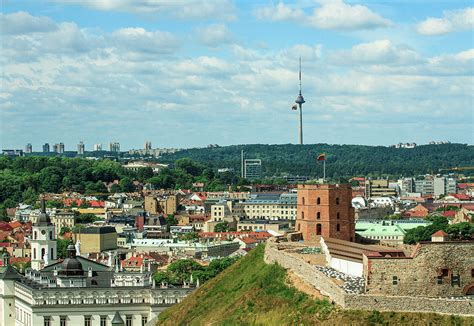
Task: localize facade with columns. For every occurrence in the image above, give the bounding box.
[1,247,196,326]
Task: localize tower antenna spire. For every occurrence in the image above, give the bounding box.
[299,56,302,94]
[294,57,305,145]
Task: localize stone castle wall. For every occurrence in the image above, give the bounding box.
[264,239,473,316]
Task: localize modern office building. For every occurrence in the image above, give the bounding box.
[25,143,32,154]
[93,143,102,151]
[77,141,85,155]
[364,179,397,198]
[145,141,152,151]
[244,159,262,180]
[42,143,50,153]
[109,142,120,152]
[53,143,65,154]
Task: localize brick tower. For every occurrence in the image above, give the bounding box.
[295,184,355,242]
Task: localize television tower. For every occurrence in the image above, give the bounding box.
[295,57,305,145]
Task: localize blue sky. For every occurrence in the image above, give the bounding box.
[1,0,473,151]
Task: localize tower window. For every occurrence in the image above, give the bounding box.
[337,224,340,232]
[336,197,340,205]
[317,212,321,220]
[317,197,321,205]
[316,224,322,235]
[301,212,304,220]
[302,197,305,205]
[337,212,340,219]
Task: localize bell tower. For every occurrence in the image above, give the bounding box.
[31,198,57,270]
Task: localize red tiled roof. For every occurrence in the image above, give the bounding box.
[432,230,448,237]
[451,194,471,201]
[9,221,22,229]
[442,211,456,217]
[0,223,13,232]
[237,237,258,244]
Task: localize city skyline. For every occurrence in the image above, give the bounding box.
[1,1,473,149]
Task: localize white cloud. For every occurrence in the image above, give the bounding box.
[195,24,233,47]
[253,2,304,22]
[52,0,237,21]
[254,1,392,30]
[0,11,58,35]
[416,7,474,35]
[330,40,422,66]
[112,27,179,55]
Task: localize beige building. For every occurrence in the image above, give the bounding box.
[144,194,179,216]
[365,179,397,198]
[50,211,75,235]
[73,226,117,253]
[239,193,297,220]
[237,220,287,233]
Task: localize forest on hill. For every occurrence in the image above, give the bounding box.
[159,143,474,178]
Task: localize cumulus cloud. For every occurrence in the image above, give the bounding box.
[254,1,392,30]
[112,28,179,55]
[195,24,233,47]
[1,11,472,148]
[416,7,474,35]
[329,40,422,66]
[0,11,58,35]
[52,0,237,21]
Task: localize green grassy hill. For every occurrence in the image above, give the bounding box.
[157,245,473,326]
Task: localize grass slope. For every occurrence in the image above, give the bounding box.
[158,245,473,326]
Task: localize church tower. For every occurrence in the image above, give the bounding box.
[31,199,57,270]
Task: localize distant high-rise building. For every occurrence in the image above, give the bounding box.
[93,143,102,151]
[109,142,120,152]
[53,143,65,154]
[244,159,262,180]
[145,141,152,151]
[25,143,33,154]
[42,143,50,153]
[77,141,85,155]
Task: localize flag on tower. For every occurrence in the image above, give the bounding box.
[291,104,297,110]
[317,154,325,161]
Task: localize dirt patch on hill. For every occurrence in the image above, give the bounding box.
[286,270,326,300]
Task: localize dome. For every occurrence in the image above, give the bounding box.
[35,199,52,226]
[60,242,84,276]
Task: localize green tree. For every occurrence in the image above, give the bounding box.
[57,239,71,259]
[214,221,229,232]
[59,226,71,236]
[119,177,135,192]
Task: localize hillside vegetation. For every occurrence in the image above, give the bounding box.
[157,245,473,326]
[160,143,474,178]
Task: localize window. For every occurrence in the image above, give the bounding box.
[336,197,340,205]
[316,224,322,235]
[336,212,340,219]
[60,316,67,326]
[51,248,54,259]
[316,212,321,220]
[84,316,92,326]
[392,276,398,285]
[451,273,460,287]
[301,212,304,220]
[126,315,132,326]
[142,316,148,326]
[41,248,45,259]
[100,316,107,326]
[317,197,321,205]
[49,231,53,239]
[302,197,305,205]
[336,224,340,232]
[44,316,51,326]
[33,248,36,259]
[441,269,449,277]
[437,275,443,284]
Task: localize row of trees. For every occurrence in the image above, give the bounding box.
[154,256,240,285]
[403,216,474,244]
[160,143,474,179]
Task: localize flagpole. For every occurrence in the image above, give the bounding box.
[323,159,326,182]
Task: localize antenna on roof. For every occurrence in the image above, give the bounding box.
[299,56,302,94]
